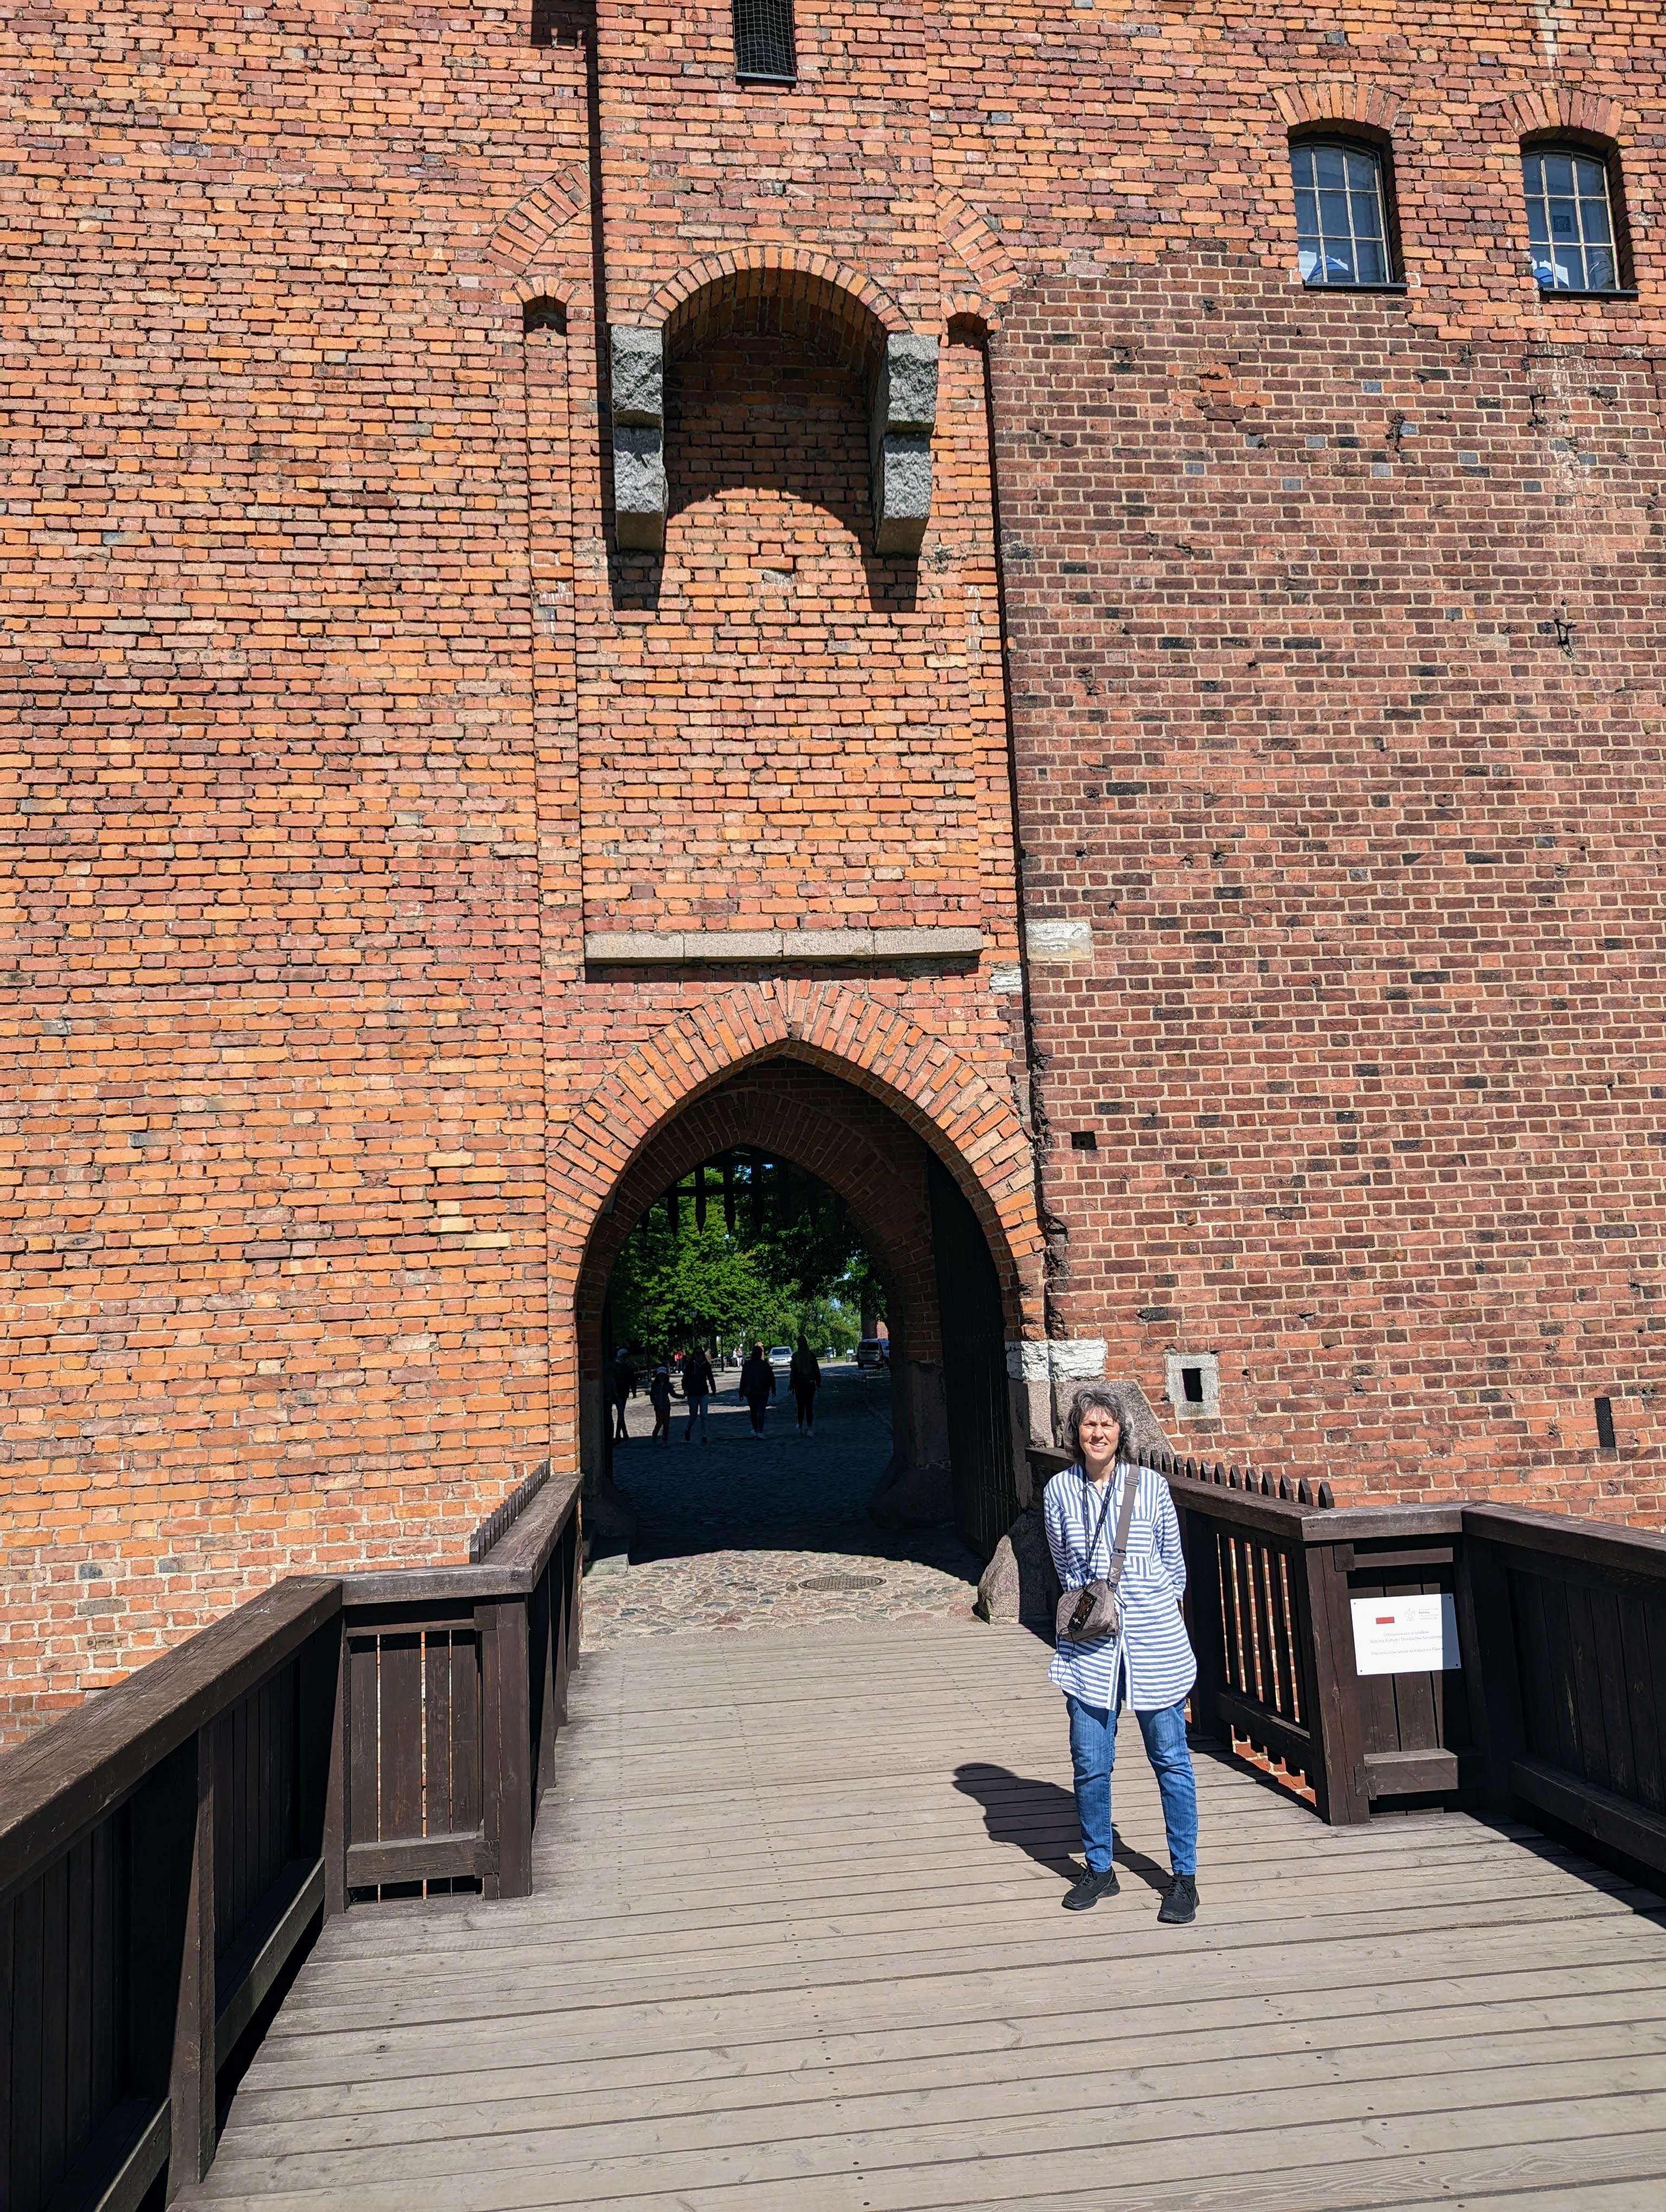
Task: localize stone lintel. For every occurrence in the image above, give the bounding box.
[584,925,985,964]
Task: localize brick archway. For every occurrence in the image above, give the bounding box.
[646,247,908,374]
[551,981,1042,1342]
[575,1062,941,1380]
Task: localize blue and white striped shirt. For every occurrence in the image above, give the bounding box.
[1043,1461,1197,1713]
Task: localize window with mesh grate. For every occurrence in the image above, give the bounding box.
[733,0,796,81]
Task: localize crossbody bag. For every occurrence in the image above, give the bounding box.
[1055,1465,1140,1645]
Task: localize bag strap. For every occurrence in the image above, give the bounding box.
[1080,1469,1118,1573]
[1104,1464,1140,1592]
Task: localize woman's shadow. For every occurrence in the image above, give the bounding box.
[953,1763,1169,1893]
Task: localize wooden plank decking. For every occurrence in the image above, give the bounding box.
[181,1617,1666,2212]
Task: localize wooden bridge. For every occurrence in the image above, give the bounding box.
[5,1472,1666,2211]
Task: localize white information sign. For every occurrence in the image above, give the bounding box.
[1350,1593,1461,1676]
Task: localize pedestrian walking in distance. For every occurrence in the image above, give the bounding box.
[789,1335,821,1435]
[1043,1382,1200,1925]
[611,1347,636,1443]
[648,1363,674,1447]
[739,1341,775,1438]
[682,1345,716,1444]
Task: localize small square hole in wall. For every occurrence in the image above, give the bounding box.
[1165,1351,1219,1419]
[1070,1129,1098,1150]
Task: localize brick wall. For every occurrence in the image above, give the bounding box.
[994,256,1666,1516]
[4,0,1665,1734]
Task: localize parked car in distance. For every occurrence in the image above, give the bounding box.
[769,1345,794,1372]
[855,1338,888,1369]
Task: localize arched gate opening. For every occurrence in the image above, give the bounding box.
[573,1052,1026,1567]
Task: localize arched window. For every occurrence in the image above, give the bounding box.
[733,0,796,82]
[1522,146,1623,293]
[1291,138,1394,287]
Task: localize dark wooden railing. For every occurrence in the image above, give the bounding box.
[1028,1444,1666,1881]
[0,1471,581,2212]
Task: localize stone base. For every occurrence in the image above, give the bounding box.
[975,1506,1061,1625]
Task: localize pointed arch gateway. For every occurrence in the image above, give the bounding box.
[558,983,1046,1558]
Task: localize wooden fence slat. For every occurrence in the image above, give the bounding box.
[1266,1550,1299,1723]
[1233,1534,1261,1702]
[1537,1573,1584,1776]
[39,1848,68,2201]
[90,1817,118,2127]
[425,1633,454,1842]
[379,1635,425,1851]
[1510,1567,1559,1768]
[10,1869,43,2212]
[1564,1579,1610,1789]
[1217,1534,1245,1699]
[451,1631,482,1842]
[63,1834,93,2172]
[168,1730,216,2190]
[1588,1585,1636,1804]
[323,1625,348,1919]
[0,1893,13,2212]
[1620,1589,1665,1818]
[211,1709,233,1957]
[347,1637,381,1851]
[1386,1579,1442,1756]
[1250,1540,1283,1714]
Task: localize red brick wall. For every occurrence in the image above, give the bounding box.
[993,256,1666,1517]
[579,324,1001,935]
[5,0,1666,1734]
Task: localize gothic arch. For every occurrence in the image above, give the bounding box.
[550,981,1043,1335]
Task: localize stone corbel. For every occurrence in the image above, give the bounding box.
[610,325,666,552]
[869,333,938,557]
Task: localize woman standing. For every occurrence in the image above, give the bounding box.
[739,1341,775,1438]
[789,1335,821,1436]
[1042,1383,1200,1924]
[681,1345,716,1444]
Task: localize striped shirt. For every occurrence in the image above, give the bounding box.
[1043,1461,1197,1713]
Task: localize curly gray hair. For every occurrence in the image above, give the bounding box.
[1063,1382,1140,1464]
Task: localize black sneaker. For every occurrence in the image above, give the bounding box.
[1157,1874,1199,1925]
[1061,1866,1120,1912]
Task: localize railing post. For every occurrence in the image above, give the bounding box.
[322,1617,349,1919]
[168,1727,217,2188]
[499,1598,534,1896]
[126,1738,197,2160]
[1298,1540,1373,1824]
[479,1598,534,1899]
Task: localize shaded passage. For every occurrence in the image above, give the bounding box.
[585,1363,983,1644]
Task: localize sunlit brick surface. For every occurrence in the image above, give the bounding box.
[3,0,1662,1738]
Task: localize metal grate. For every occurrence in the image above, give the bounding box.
[733,0,796,82]
[798,1572,884,1592]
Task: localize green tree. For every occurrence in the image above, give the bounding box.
[611,1216,797,1358]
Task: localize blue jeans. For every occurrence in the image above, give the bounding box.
[685,1394,709,1440]
[1065,1693,1197,1877]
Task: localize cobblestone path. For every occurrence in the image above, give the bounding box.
[580,1364,984,1647]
